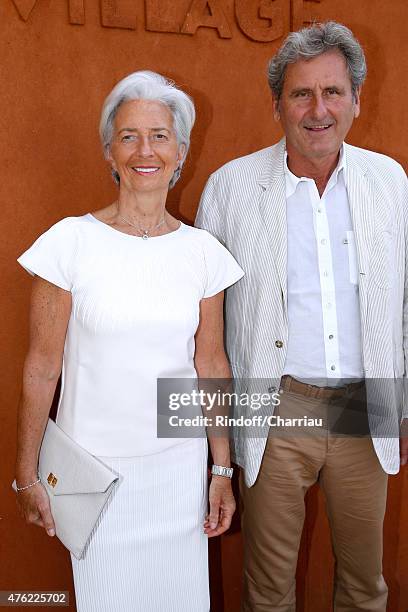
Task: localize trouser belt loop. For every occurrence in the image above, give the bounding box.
[307,385,316,399]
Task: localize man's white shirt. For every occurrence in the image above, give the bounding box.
[283,147,365,385]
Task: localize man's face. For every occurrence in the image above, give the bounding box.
[274,50,360,164]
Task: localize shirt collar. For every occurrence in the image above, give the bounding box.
[284,145,346,198]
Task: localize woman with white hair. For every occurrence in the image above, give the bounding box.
[14,71,243,611]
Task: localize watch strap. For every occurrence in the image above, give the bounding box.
[211,464,233,479]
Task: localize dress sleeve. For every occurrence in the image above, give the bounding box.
[17,219,76,291]
[201,230,244,298]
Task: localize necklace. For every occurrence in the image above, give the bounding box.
[116,203,165,239]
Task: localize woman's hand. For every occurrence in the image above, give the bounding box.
[204,475,236,537]
[16,483,56,537]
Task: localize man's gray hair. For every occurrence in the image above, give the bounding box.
[99,70,195,189]
[268,21,367,102]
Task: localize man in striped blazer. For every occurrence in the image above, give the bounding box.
[196,21,408,612]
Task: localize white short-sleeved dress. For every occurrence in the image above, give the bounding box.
[18,214,244,612]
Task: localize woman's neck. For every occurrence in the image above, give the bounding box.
[116,189,167,227]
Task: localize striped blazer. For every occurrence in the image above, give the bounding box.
[196,138,408,486]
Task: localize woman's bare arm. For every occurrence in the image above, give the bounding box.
[15,276,71,535]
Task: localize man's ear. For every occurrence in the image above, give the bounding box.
[353,87,361,119]
[273,96,280,122]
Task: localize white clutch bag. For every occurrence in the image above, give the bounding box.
[12,419,119,559]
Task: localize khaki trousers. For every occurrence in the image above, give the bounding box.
[240,389,389,612]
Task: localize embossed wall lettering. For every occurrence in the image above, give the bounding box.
[12,0,86,23]
[181,0,232,39]
[100,0,136,29]
[69,0,85,25]
[235,0,284,42]
[291,0,321,30]
[10,0,322,40]
[12,0,40,21]
[145,2,183,34]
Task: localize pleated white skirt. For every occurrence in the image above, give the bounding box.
[71,438,209,612]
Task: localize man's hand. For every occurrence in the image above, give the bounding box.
[204,476,236,537]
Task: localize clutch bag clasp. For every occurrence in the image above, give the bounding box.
[47,473,58,488]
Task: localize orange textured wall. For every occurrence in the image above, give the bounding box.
[1,1,407,610]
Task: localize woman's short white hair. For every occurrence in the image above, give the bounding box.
[99,70,196,189]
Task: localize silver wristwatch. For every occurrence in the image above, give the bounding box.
[211,464,233,479]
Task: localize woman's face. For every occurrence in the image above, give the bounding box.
[108,99,185,195]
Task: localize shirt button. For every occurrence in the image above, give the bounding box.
[275,340,284,348]
[317,208,322,213]
[329,334,334,339]
[323,271,329,277]
[343,238,349,245]
[321,239,327,245]
[326,302,332,309]
[331,365,336,371]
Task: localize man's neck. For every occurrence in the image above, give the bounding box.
[286,149,341,197]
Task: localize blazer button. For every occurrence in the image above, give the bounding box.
[275,340,283,348]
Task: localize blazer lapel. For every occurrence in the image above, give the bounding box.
[345,157,373,276]
[344,144,375,323]
[257,139,288,311]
